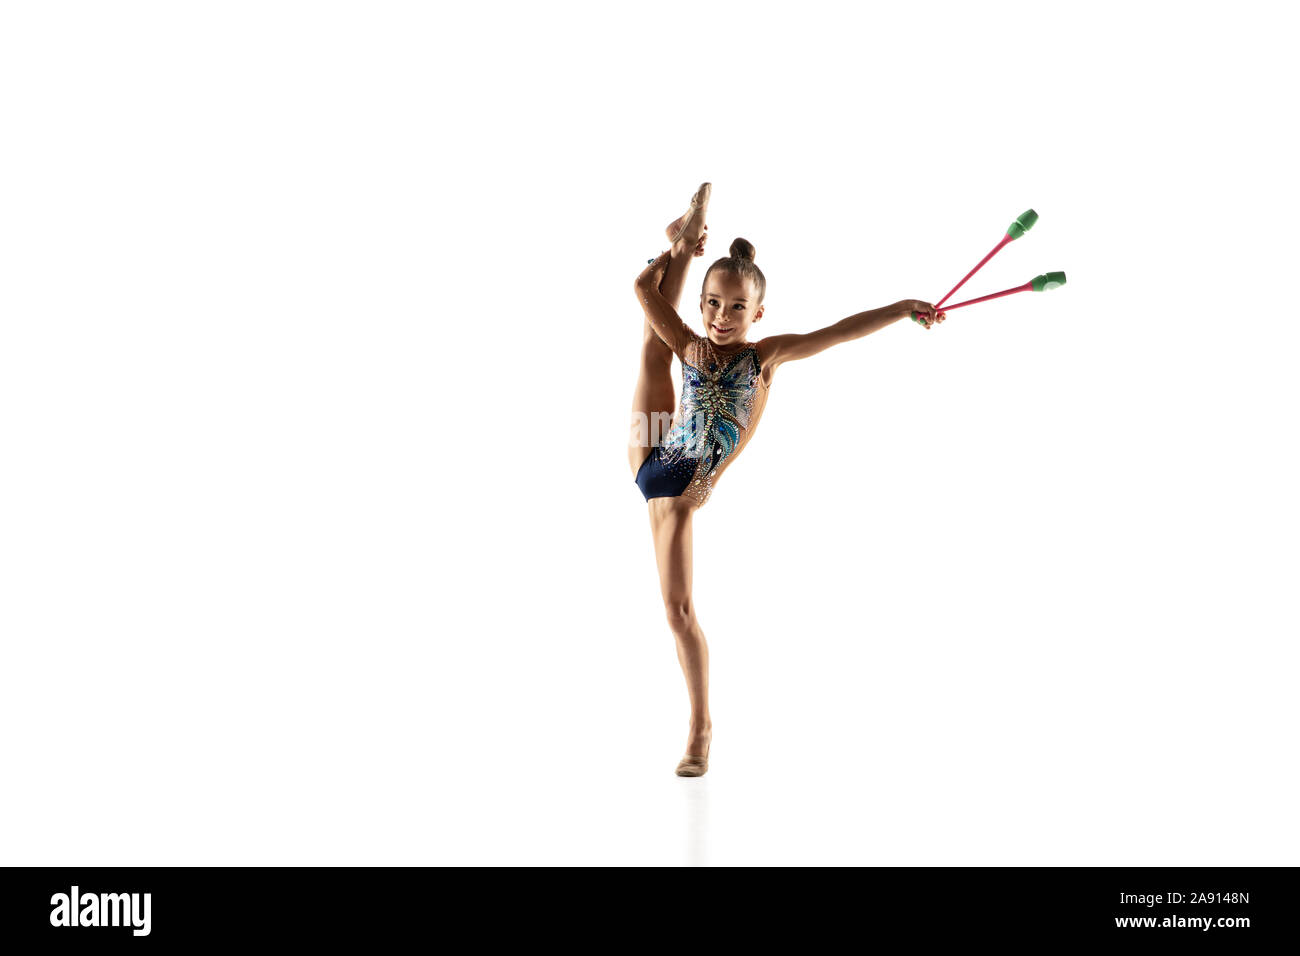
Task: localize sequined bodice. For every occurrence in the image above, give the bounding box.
[656,334,769,506]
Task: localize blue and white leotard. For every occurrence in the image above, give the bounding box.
[635,332,770,508]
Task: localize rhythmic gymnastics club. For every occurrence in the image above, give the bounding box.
[934,209,1039,310]
[912,272,1066,320]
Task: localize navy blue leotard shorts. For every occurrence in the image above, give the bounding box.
[634,445,697,500]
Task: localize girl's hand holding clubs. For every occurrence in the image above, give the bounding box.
[903,299,946,329]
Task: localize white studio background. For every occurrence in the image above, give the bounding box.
[1,1,1296,866]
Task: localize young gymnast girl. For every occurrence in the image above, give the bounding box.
[629,182,946,777]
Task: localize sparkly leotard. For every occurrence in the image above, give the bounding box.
[635,330,771,508]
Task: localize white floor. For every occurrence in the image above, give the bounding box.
[7,574,1296,866]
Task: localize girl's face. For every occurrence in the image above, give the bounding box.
[699,271,763,346]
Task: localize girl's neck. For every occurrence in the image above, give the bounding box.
[706,335,750,350]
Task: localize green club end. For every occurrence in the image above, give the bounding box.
[1006,208,1039,240]
[1030,271,1067,292]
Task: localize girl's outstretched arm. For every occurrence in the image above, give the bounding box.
[758,299,944,370]
[634,249,695,357]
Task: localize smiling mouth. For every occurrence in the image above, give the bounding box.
[711,323,734,334]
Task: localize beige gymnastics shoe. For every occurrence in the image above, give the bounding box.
[675,741,711,777]
[665,182,711,256]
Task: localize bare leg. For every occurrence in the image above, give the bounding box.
[657,233,702,312]
[648,496,713,767]
[627,192,710,476]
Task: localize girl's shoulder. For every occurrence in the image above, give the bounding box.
[754,340,775,389]
[752,338,778,382]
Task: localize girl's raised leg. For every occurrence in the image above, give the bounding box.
[659,181,711,309]
[627,184,711,476]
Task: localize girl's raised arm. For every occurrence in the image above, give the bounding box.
[758,299,944,369]
[634,250,695,357]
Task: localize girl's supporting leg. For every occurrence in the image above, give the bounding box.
[627,191,709,477]
[648,496,713,758]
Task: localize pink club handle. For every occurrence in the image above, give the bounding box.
[935,233,1013,310]
[937,281,1035,311]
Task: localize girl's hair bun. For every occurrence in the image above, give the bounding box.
[729,238,757,261]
